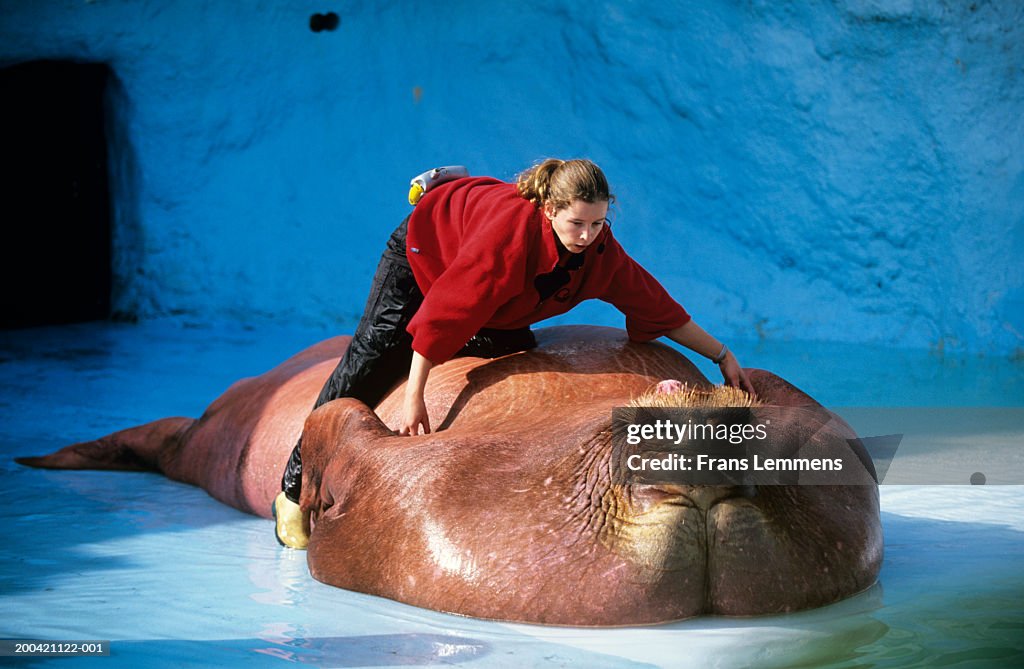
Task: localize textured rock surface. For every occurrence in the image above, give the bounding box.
[1,1,1020,354]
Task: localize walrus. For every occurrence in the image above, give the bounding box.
[17,325,882,626]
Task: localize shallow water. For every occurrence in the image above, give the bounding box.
[1,321,1022,668]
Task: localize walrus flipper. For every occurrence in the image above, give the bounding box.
[15,417,194,472]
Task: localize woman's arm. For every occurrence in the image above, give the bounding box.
[667,320,757,396]
[399,351,434,435]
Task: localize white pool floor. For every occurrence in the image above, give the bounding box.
[1,321,1022,668]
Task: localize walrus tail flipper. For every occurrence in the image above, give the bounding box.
[15,417,194,472]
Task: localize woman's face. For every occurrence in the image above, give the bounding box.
[545,199,609,254]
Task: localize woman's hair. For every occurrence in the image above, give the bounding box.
[516,158,615,211]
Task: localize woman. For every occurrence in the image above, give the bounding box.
[273,158,754,548]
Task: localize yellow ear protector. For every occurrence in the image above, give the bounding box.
[408,166,470,205]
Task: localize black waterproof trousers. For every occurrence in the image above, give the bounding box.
[280,217,536,502]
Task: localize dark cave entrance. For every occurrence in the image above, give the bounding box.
[0,60,113,328]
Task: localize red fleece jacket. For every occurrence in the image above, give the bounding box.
[405,177,691,364]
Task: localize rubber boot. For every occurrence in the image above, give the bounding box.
[272,492,310,549]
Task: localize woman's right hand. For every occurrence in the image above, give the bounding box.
[399,394,431,436]
[398,351,434,436]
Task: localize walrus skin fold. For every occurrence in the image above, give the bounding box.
[18,325,882,626]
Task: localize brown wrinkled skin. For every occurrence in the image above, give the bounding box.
[20,325,882,626]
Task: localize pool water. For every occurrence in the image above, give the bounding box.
[1,321,1022,668]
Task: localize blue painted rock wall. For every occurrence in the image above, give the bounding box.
[1,1,1021,354]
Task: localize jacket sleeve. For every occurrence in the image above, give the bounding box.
[600,240,691,341]
[406,219,530,364]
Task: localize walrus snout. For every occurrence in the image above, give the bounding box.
[686,484,758,506]
[643,484,758,511]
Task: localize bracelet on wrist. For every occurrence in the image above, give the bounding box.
[710,344,728,365]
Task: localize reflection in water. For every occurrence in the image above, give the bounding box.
[251,633,488,666]
[86,634,647,668]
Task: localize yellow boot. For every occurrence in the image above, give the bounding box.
[272,492,310,549]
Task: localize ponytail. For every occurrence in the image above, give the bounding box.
[516,158,614,211]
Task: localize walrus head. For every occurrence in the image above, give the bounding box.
[300,326,882,625]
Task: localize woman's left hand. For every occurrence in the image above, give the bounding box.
[719,350,757,397]
[666,321,758,398]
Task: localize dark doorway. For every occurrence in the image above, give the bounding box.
[0,61,112,328]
